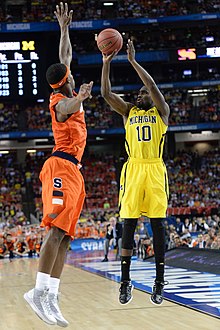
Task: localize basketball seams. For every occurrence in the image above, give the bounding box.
[97,35,118,47]
[97,29,123,55]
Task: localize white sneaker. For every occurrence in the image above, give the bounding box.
[48,293,69,327]
[24,288,57,325]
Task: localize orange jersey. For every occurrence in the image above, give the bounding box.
[49,93,87,162]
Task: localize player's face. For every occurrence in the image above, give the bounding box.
[64,74,75,97]
[137,87,152,108]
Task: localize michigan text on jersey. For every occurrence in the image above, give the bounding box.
[129,115,157,125]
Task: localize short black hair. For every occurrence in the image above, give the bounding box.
[46,63,67,86]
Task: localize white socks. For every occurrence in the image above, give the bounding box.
[35,272,60,295]
[35,271,50,291]
[49,277,60,295]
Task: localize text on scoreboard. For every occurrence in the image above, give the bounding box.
[0,40,45,99]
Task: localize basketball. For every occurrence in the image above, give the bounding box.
[97,28,123,55]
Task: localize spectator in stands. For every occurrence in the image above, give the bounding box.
[103,198,110,209]
[196,217,209,232]
[14,236,28,257]
[211,235,220,249]
[101,39,170,305]
[5,233,15,259]
[24,3,93,327]
[102,216,122,262]
[189,219,198,232]
[175,217,185,236]
[135,221,149,257]
[0,237,7,258]
[184,218,190,231]
[141,237,154,260]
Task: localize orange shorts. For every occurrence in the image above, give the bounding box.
[39,156,86,236]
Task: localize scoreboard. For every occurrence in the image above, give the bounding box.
[0,38,46,100]
[176,47,220,61]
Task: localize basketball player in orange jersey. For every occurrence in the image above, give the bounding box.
[24,3,93,327]
[101,39,170,305]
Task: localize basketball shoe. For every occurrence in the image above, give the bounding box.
[24,288,57,325]
[119,280,134,305]
[150,280,168,305]
[101,257,108,262]
[48,292,69,327]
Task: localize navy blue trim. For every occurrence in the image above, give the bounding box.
[53,191,63,197]
[51,151,79,166]
[118,162,129,213]
[125,139,130,157]
[158,133,166,158]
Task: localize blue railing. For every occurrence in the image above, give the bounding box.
[0,122,219,140]
[0,13,219,33]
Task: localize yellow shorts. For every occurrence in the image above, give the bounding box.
[119,158,169,219]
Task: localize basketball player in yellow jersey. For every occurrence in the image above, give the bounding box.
[101,39,170,306]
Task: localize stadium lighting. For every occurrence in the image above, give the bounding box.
[188,89,209,93]
[0,150,9,154]
[103,2,114,5]
[27,149,37,153]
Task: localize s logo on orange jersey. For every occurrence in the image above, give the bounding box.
[53,178,62,189]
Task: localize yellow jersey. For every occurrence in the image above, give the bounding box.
[125,106,167,159]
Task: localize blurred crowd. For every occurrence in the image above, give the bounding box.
[0,88,219,132]
[1,148,219,226]
[1,0,220,23]
[167,149,219,214]
[1,211,220,260]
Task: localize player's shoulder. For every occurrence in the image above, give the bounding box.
[49,92,66,106]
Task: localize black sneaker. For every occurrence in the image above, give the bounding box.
[101,257,108,262]
[150,280,168,305]
[119,281,134,305]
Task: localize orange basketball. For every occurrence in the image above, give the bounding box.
[97,28,123,55]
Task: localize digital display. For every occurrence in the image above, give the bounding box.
[177,47,220,61]
[201,47,220,58]
[0,39,46,100]
[183,69,192,76]
[178,48,196,61]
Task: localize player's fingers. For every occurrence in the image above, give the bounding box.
[69,10,73,20]
[56,5,60,15]
[60,2,64,14]
[64,2,68,14]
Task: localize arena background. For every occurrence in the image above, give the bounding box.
[0,1,220,327]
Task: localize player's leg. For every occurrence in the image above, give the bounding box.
[47,181,85,325]
[24,226,66,325]
[48,234,71,327]
[119,218,137,305]
[150,218,167,305]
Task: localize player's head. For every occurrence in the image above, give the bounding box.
[136,86,153,109]
[46,63,75,95]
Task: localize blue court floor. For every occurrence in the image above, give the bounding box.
[66,250,220,319]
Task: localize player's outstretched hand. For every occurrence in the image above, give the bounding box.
[127,39,136,63]
[55,2,73,27]
[77,81,93,101]
[102,50,118,64]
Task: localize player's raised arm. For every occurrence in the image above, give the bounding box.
[55,2,73,66]
[56,81,93,116]
[101,51,132,119]
[127,39,170,125]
